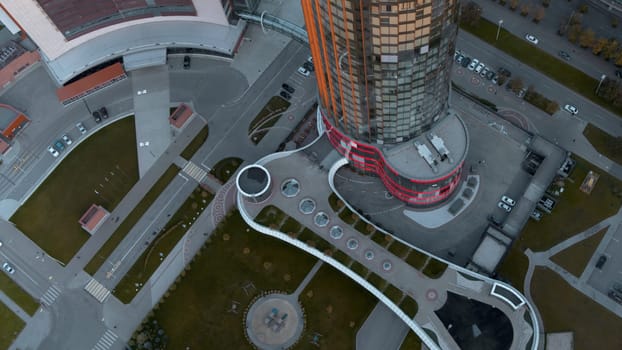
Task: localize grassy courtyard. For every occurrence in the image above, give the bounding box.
[498,156,622,289]
[248,96,290,144]
[114,186,213,303]
[11,117,138,264]
[134,211,317,349]
[210,157,243,183]
[84,165,180,275]
[531,267,622,349]
[583,123,622,165]
[550,227,608,277]
[0,302,24,350]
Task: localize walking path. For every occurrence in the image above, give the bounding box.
[292,260,323,298]
[0,291,29,323]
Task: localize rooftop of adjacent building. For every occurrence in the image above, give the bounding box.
[381,109,469,181]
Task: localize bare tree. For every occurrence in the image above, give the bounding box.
[508,78,524,93]
[567,24,582,43]
[603,40,620,60]
[460,1,482,26]
[570,13,583,25]
[520,3,530,16]
[597,78,620,102]
[509,0,519,10]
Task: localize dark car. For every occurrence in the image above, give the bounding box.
[282,83,295,94]
[596,255,607,269]
[558,50,571,61]
[280,91,291,100]
[183,55,191,69]
[92,110,102,123]
[303,61,314,72]
[485,70,495,81]
[461,57,471,68]
[616,70,622,79]
[498,67,512,78]
[99,107,108,119]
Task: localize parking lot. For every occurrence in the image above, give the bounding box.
[587,223,622,301]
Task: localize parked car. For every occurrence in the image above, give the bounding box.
[183,55,191,69]
[596,255,608,269]
[461,57,471,68]
[564,104,578,115]
[456,54,464,64]
[486,70,496,81]
[498,67,512,78]
[525,34,539,44]
[2,262,14,275]
[53,140,65,152]
[517,88,527,98]
[0,240,2,247]
[99,107,108,119]
[531,210,543,221]
[47,146,59,157]
[303,61,314,72]
[468,58,479,71]
[282,83,295,94]
[498,201,512,213]
[454,50,462,60]
[307,55,313,63]
[76,122,87,134]
[279,91,291,100]
[558,50,571,61]
[62,134,72,145]
[616,70,622,79]
[297,66,310,77]
[92,110,102,123]
[501,195,516,206]
[475,63,485,74]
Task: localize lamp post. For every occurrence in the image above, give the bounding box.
[496,19,504,41]
[596,74,607,95]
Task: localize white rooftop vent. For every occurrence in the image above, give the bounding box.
[415,141,438,173]
[428,133,453,163]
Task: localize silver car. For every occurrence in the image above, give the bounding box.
[2,262,15,275]
[498,201,512,213]
[501,195,516,206]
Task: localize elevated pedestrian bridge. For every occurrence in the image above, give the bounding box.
[237,11,308,44]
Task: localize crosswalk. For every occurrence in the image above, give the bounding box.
[182,161,207,183]
[84,278,111,303]
[92,329,118,350]
[40,285,61,307]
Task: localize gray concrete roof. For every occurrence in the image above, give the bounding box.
[382,110,469,180]
[42,20,246,85]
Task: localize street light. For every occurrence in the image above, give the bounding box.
[496,19,504,41]
[596,74,607,95]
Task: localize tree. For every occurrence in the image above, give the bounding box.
[615,51,622,67]
[593,37,608,55]
[570,13,583,25]
[508,78,524,93]
[545,101,559,114]
[460,1,482,26]
[533,6,545,23]
[612,17,619,28]
[567,24,582,43]
[509,0,519,10]
[520,3,530,16]
[542,0,551,7]
[597,78,620,102]
[578,3,589,13]
[578,29,595,48]
[603,40,620,60]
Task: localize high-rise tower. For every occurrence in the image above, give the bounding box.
[302,0,468,206]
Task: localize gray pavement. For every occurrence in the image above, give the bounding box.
[356,302,409,350]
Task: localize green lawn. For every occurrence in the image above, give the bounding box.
[180,125,208,160]
[328,192,342,212]
[11,117,138,264]
[400,296,419,319]
[550,228,608,277]
[298,264,377,350]
[135,211,317,349]
[209,157,243,183]
[354,219,374,236]
[583,123,622,164]
[366,272,388,292]
[461,19,622,117]
[370,230,392,248]
[421,259,448,279]
[0,301,24,350]
[405,249,429,270]
[399,331,422,350]
[384,284,404,305]
[531,267,622,349]
[338,206,356,225]
[114,186,213,303]
[85,165,180,275]
[0,273,39,316]
[498,156,622,291]
[248,96,291,144]
[388,240,411,259]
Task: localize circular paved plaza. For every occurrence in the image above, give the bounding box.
[245,293,304,349]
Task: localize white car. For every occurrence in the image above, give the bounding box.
[475,63,485,74]
[468,58,479,71]
[76,122,87,134]
[62,134,72,145]
[525,34,539,45]
[501,195,516,206]
[297,66,310,77]
[0,240,2,247]
[307,55,313,63]
[48,146,59,158]
[2,262,14,275]
[564,104,578,115]
[498,201,512,213]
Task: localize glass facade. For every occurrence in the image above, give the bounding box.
[302,0,459,144]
